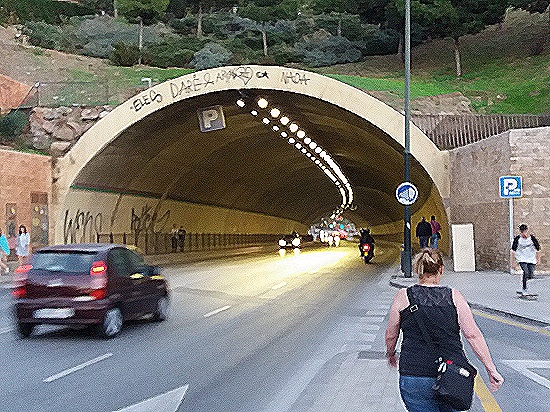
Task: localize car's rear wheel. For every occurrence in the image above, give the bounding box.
[17,322,34,338]
[97,307,123,338]
[152,296,169,322]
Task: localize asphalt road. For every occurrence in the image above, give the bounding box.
[1,243,549,412]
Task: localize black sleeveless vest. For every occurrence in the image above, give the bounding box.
[398,284,468,377]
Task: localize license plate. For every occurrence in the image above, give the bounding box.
[33,308,75,319]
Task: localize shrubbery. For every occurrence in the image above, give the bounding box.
[0,111,28,143]
[294,36,363,67]
[13,7,410,68]
[190,42,233,70]
[0,0,93,25]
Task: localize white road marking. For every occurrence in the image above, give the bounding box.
[203,305,231,318]
[0,326,13,334]
[502,360,550,389]
[114,385,189,412]
[272,282,287,290]
[363,324,381,331]
[43,353,113,383]
[363,316,385,323]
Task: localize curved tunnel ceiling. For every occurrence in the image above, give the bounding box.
[72,89,434,228]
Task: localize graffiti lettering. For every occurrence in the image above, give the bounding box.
[256,71,269,79]
[130,205,170,240]
[130,89,163,112]
[63,210,103,244]
[281,71,311,86]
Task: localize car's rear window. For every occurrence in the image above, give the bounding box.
[31,251,98,274]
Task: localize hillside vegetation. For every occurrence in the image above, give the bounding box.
[0,9,548,114]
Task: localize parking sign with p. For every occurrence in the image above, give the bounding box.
[499,176,522,198]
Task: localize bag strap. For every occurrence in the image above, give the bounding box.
[406,287,439,356]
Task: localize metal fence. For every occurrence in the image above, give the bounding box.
[411,114,550,150]
[95,232,282,255]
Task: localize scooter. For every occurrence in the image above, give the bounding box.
[360,243,374,264]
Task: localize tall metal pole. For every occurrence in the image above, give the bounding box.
[403,0,412,277]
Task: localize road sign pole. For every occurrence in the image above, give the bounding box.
[509,197,514,274]
[403,0,412,278]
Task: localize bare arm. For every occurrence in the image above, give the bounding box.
[385,288,407,368]
[453,289,504,392]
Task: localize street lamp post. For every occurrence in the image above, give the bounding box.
[403,0,412,277]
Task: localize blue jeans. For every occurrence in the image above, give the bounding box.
[399,375,458,412]
[430,233,439,249]
[419,236,429,248]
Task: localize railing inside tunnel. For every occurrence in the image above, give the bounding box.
[96,232,283,255]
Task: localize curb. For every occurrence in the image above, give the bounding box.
[388,276,550,328]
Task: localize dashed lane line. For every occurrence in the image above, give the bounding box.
[43,353,113,383]
[203,305,231,318]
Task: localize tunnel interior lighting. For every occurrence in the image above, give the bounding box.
[236,95,355,212]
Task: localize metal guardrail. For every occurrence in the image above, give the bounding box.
[411,114,550,150]
[95,232,282,255]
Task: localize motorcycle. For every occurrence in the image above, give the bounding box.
[360,243,374,264]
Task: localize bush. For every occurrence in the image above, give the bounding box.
[361,28,400,56]
[0,0,94,25]
[109,41,141,66]
[0,111,28,142]
[77,15,162,59]
[22,21,63,49]
[145,39,195,68]
[270,42,297,65]
[190,42,233,70]
[294,36,363,67]
[169,16,197,36]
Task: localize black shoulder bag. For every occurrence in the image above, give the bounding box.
[406,287,477,411]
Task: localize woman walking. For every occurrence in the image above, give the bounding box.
[385,248,503,411]
[16,225,30,265]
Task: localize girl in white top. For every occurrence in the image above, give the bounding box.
[16,225,31,265]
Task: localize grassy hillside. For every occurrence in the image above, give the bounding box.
[1,9,549,114]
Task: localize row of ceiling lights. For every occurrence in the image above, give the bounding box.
[236,96,354,213]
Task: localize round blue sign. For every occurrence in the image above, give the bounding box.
[396,182,418,205]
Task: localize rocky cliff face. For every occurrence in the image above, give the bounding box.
[25,106,112,156]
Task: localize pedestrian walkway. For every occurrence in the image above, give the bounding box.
[290,264,549,412]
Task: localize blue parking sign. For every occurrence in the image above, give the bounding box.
[499,176,522,198]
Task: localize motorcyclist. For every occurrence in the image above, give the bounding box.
[359,228,375,259]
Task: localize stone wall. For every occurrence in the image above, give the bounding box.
[449,127,549,272]
[26,106,112,156]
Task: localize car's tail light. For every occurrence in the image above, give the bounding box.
[89,260,108,300]
[12,265,32,299]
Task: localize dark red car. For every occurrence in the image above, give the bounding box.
[13,243,169,338]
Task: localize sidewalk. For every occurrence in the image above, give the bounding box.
[292,265,550,412]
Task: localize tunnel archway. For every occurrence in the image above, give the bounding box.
[52,66,449,246]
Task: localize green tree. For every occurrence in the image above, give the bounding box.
[238,0,300,56]
[115,0,170,23]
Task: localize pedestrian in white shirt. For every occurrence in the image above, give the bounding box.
[511,224,541,294]
[16,225,31,265]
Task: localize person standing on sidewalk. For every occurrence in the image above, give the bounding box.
[429,215,441,249]
[15,225,31,265]
[0,228,10,274]
[511,223,541,294]
[415,217,432,249]
[385,248,503,412]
